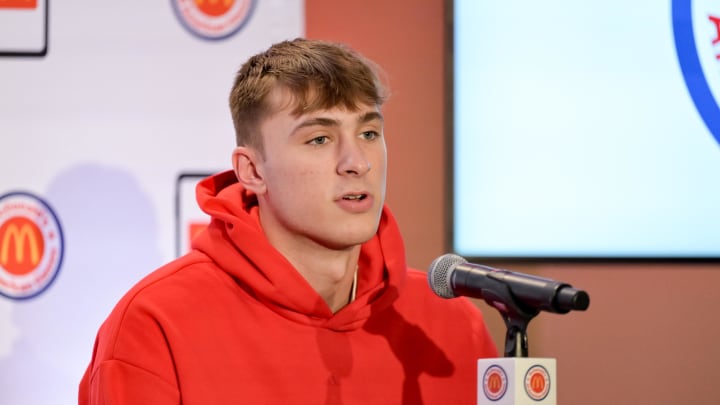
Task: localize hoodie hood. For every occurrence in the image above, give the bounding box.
[191,170,407,331]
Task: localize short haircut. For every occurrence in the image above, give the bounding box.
[228,38,388,154]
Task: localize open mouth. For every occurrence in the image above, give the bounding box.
[343,194,367,201]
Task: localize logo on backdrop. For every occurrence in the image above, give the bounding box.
[673,0,720,147]
[0,0,48,57]
[482,364,508,401]
[0,0,37,8]
[524,365,550,401]
[171,0,256,41]
[0,192,63,299]
[175,173,212,257]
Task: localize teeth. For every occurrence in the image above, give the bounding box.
[344,194,364,200]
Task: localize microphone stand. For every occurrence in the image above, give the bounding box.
[429,254,587,403]
[475,276,556,404]
[468,273,539,357]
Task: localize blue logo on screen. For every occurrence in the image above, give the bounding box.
[673,0,720,147]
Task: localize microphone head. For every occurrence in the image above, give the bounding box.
[427,253,468,298]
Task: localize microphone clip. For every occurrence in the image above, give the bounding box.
[477,276,539,358]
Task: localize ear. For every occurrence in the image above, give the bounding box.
[232,146,267,194]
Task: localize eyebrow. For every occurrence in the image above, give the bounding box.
[291,111,384,135]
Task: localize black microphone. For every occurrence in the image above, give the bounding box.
[428,253,590,314]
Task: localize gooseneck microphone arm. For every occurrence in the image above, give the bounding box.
[428,253,590,358]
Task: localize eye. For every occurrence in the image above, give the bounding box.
[361,131,380,141]
[307,135,329,145]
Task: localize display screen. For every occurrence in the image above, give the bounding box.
[452,1,720,260]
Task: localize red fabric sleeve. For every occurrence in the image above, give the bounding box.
[82,360,180,405]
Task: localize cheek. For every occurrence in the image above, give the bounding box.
[267,165,325,197]
[372,146,388,173]
[373,155,388,183]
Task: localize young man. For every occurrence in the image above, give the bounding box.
[79,38,497,404]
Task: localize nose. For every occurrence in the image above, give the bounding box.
[337,138,371,176]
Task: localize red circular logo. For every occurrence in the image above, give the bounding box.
[195,0,233,17]
[0,217,44,276]
[0,192,63,299]
[483,365,508,401]
[524,365,550,400]
[171,0,256,40]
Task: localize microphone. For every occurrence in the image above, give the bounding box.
[428,253,590,314]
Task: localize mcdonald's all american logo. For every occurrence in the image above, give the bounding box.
[171,0,256,40]
[524,365,550,401]
[482,365,508,401]
[0,192,63,300]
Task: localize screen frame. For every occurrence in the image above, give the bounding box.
[444,0,720,263]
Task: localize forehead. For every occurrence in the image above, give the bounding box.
[264,85,380,120]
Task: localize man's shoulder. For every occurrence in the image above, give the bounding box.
[130,251,216,294]
[102,251,228,320]
[92,251,231,349]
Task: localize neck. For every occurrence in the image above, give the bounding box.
[294,250,360,313]
[256,203,366,312]
[266,236,362,313]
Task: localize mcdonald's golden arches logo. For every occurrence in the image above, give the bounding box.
[482,365,508,401]
[524,365,550,401]
[171,0,256,40]
[0,192,63,300]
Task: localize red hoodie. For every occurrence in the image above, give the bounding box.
[79,171,498,404]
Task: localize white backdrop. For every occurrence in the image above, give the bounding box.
[0,1,303,403]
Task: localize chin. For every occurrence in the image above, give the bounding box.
[321,227,378,250]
